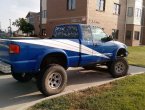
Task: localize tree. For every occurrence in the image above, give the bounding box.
[13,18,34,36]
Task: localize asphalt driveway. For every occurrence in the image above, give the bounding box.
[0,66,145,110]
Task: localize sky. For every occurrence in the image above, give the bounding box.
[0,0,40,32]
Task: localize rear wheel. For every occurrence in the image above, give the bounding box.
[12,73,32,82]
[36,65,67,96]
[108,57,128,78]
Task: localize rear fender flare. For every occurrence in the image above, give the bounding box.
[35,49,69,71]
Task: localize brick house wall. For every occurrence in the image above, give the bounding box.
[46,0,87,36]
[125,24,141,46]
[87,0,126,43]
[33,13,40,35]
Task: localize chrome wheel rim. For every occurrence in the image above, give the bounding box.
[115,62,125,74]
[48,72,62,89]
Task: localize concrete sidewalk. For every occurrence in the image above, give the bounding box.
[0,65,145,110]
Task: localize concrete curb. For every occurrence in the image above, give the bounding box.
[19,72,144,110]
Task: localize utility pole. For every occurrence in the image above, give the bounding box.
[0,22,1,30]
[9,19,12,36]
[40,0,42,36]
[0,22,1,32]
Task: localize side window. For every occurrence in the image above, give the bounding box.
[91,26,107,41]
[134,31,140,40]
[54,25,79,39]
[126,31,132,40]
[81,25,92,41]
[128,7,133,17]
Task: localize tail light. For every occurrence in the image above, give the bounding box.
[9,44,20,54]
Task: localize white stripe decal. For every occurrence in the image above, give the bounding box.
[0,44,9,48]
[11,39,108,58]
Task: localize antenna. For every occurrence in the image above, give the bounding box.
[0,22,1,31]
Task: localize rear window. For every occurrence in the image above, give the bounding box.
[53,25,79,39]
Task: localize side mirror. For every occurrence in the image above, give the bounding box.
[49,35,55,39]
[101,35,114,42]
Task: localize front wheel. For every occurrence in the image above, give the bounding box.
[36,65,67,96]
[12,73,33,82]
[109,57,129,78]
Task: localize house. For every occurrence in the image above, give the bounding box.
[26,12,40,36]
[125,0,143,46]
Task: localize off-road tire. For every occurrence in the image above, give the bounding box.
[12,73,32,82]
[36,64,67,96]
[109,57,129,78]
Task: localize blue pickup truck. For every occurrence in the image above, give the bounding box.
[0,24,128,96]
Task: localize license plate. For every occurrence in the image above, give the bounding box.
[0,61,11,73]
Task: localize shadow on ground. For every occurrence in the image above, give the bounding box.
[0,67,111,109]
[0,65,145,110]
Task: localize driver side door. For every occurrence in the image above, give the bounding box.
[91,26,110,62]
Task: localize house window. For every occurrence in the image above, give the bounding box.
[135,8,142,17]
[134,31,140,40]
[128,7,133,17]
[112,29,119,39]
[113,3,120,15]
[126,31,132,40]
[42,10,47,18]
[96,0,105,11]
[29,16,34,24]
[67,0,76,10]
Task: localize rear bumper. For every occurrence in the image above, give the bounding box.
[0,61,11,73]
[0,60,39,74]
[11,60,38,73]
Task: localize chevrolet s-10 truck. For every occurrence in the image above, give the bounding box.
[0,24,128,96]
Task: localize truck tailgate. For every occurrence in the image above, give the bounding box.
[0,39,11,63]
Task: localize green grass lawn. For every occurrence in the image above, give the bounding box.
[128,46,145,67]
[28,74,145,110]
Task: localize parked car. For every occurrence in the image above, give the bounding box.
[0,33,6,38]
[0,24,128,96]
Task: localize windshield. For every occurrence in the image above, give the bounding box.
[91,26,108,41]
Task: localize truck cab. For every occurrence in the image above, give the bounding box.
[53,24,128,66]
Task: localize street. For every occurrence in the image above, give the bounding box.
[0,66,145,110]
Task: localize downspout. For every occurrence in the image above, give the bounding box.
[86,0,89,24]
[40,0,42,35]
[124,0,128,44]
[141,5,145,45]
